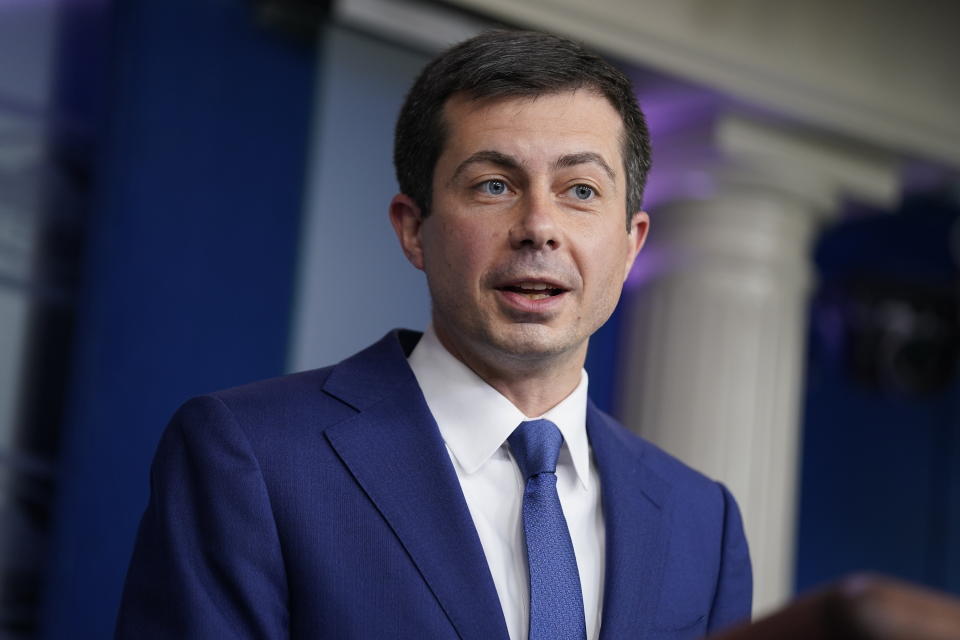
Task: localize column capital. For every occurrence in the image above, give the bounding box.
[645,112,901,216]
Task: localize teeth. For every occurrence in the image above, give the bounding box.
[518,282,549,290]
[524,293,550,300]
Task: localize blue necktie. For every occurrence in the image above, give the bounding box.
[508,419,587,640]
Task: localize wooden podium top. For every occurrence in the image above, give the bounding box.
[711,574,960,640]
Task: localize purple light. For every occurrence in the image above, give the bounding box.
[626,246,678,291]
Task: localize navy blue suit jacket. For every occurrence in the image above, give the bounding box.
[116,330,751,639]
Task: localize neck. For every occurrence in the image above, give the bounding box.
[432,327,587,417]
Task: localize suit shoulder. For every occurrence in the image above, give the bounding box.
[593,412,752,631]
[164,366,351,447]
[593,408,726,503]
[211,365,335,408]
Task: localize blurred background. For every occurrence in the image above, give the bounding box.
[0,0,957,637]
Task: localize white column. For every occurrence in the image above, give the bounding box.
[619,114,898,614]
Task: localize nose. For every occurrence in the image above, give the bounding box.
[508,191,560,251]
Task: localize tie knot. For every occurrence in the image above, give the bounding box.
[508,419,564,479]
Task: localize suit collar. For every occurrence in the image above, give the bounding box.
[321,329,422,412]
[407,324,594,489]
[322,330,510,640]
[587,402,671,639]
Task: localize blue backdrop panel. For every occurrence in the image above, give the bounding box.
[796,196,960,597]
[40,1,315,637]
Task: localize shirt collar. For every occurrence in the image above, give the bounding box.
[408,325,592,490]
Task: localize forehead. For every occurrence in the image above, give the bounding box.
[437,90,625,172]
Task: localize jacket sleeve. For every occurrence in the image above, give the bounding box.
[115,395,289,639]
[706,482,753,634]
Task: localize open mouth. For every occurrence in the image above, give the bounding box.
[498,281,567,301]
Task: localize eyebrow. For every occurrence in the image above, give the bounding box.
[448,149,617,184]
[555,152,616,182]
[449,150,521,184]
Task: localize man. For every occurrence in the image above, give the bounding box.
[117,30,751,639]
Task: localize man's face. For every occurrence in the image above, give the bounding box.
[392,90,648,371]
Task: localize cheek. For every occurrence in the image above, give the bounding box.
[585,235,633,293]
[423,219,488,283]
[443,218,495,260]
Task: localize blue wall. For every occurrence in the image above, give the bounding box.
[796,194,960,596]
[40,1,316,637]
[288,26,432,371]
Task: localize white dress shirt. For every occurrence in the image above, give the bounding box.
[408,326,605,640]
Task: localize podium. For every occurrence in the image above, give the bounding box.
[712,575,960,639]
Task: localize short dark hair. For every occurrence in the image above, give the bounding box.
[394,30,651,229]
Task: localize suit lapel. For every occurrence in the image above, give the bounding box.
[587,403,671,639]
[322,332,509,640]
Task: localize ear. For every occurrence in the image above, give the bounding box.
[389,193,426,270]
[623,210,650,281]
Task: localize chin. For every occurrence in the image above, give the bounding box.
[485,324,580,361]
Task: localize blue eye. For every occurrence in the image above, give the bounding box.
[571,184,595,200]
[479,179,508,196]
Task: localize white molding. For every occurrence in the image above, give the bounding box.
[443,0,960,169]
[333,0,490,53]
